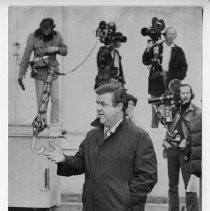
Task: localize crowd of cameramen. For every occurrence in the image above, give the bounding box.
[141,20,201,211]
[18,18,202,211]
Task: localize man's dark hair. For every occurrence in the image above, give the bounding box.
[127,93,138,106]
[110,32,127,43]
[34,17,57,40]
[95,83,127,113]
[39,18,56,30]
[179,83,195,100]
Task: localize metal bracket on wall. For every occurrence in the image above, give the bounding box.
[40,168,50,191]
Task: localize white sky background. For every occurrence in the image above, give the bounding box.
[1,0,210,210]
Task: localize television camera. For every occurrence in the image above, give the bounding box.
[141,17,165,43]
[96,21,117,45]
[141,17,166,73]
[148,79,181,126]
[96,21,127,45]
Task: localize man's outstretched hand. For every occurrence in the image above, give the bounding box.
[44,141,65,164]
[18,78,25,91]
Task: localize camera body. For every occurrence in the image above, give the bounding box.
[148,79,181,125]
[148,90,177,124]
[96,21,116,45]
[142,17,166,73]
[96,21,127,45]
[141,17,165,42]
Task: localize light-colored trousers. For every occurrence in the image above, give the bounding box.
[35,78,60,124]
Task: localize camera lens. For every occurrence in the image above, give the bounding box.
[141,28,148,36]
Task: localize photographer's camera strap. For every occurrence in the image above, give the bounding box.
[167,111,181,136]
[181,117,189,140]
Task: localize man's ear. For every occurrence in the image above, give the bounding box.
[116,102,123,112]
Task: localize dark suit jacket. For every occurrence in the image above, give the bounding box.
[142,42,188,95]
[57,118,157,211]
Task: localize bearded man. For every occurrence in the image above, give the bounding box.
[162,84,201,211]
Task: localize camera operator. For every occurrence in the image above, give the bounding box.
[18,18,68,124]
[162,83,201,211]
[94,31,127,89]
[142,27,188,128]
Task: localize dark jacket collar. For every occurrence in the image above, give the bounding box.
[90,117,128,145]
[159,41,177,54]
[91,117,128,128]
[90,117,103,128]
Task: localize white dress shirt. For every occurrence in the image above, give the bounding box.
[161,42,175,72]
[104,118,123,139]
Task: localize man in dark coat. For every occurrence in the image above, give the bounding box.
[94,32,127,89]
[45,83,157,211]
[142,27,188,128]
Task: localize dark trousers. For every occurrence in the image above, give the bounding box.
[150,94,160,128]
[167,149,199,211]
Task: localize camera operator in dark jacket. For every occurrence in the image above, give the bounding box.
[142,27,188,128]
[162,84,201,211]
[94,32,126,89]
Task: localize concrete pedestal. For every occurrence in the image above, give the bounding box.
[8,125,63,208]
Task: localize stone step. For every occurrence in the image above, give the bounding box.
[53,202,187,211]
[60,193,186,204]
[8,196,186,211]
[57,194,186,211]
[53,203,82,211]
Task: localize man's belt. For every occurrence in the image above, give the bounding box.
[30,56,66,76]
[33,56,50,67]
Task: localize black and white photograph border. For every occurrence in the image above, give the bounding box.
[2,0,210,210]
